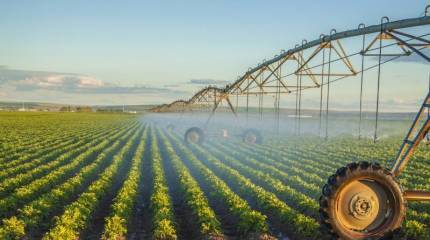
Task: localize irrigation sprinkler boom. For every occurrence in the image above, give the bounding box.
[151,5,430,239]
[151,15,430,114]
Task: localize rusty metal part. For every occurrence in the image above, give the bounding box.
[404,190,430,201]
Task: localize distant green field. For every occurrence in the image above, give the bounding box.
[0,112,428,239]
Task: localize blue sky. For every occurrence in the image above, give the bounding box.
[0,1,429,110]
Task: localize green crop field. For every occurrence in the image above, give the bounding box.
[0,112,429,240]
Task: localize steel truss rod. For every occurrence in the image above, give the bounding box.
[319,47,326,137]
[296,40,356,77]
[362,32,411,57]
[205,93,237,126]
[325,43,333,140]
[385,31,430,61]
[392,92,430,176]
[358,24,366,140]
[391,29,430,45]
[258,33,430,88]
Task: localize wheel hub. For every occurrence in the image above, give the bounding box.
[350,194,375,219]
[187,132,199,143]
[336,179,390,232]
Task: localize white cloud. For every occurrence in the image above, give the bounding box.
[0,67,188,95]
[0,67,190,105]
[78,76,104,88]
[16,74,104,91]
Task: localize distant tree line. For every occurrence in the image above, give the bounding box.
[95,108,124,112]
[59,106,93,112]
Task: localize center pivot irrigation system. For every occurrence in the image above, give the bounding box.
[151,6,430,239]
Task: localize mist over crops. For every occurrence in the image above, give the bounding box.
[145,110,413,140]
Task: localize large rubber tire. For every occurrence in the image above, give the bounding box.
[242,129,263,144]
[319,162,405,240]
[184,127,205,144]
